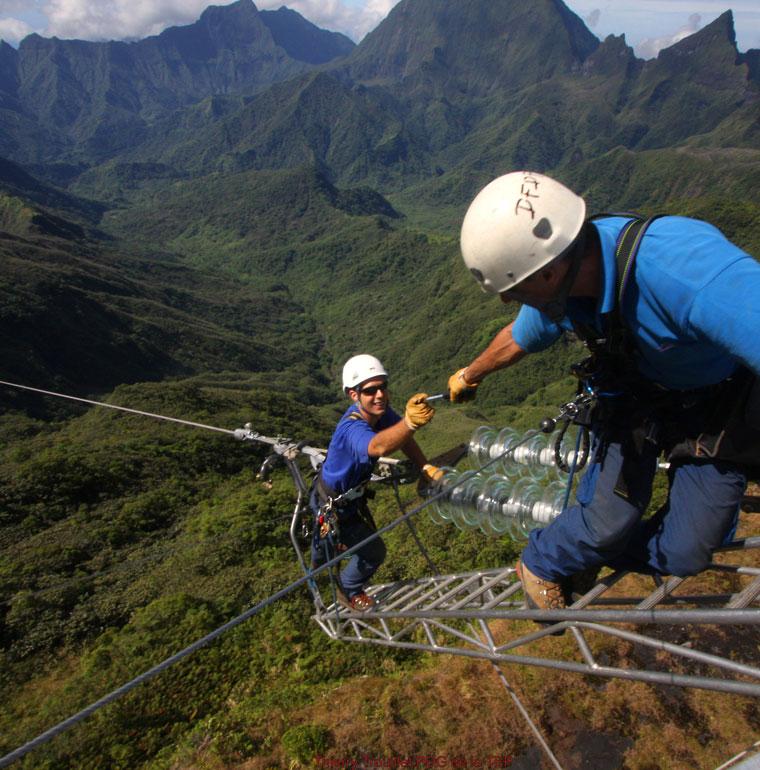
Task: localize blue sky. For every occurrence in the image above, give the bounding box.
[1,0,758,58]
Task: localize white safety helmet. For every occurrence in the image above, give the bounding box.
[460,171,586,294]
[342,354,388,392]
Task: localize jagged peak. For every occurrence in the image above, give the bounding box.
[548,0,601,61]
[17,32,46,49]
[583,33,638,76]
[259,5,354,64]
[658,10,737,59]
[346,0,599,92]
[199,0,259,25]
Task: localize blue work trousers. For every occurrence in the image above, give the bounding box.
[309,488,386,597]
[522,426,746,582]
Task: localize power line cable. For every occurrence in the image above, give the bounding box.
[0,377,549,767]
[392,482,565,769]
[0,380,236,436]
[0,459,493,767]
[714,740,760,770]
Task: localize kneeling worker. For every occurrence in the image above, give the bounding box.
[312,354,439,611]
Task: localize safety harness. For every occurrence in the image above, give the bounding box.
[569,215,760,479]
[313,411,377,550]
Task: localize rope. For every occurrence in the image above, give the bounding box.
[0,380,236,435]
[391,479,440,575]
[561,426,584,511]
[489,663,565,770]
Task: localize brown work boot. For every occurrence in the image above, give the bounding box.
[516,559,566,610]
[562,566,602,605]
[348,592,376,612]
[334,581,376,613]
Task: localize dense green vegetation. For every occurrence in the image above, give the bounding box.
[1,0,759,767]
[0,374,527,768]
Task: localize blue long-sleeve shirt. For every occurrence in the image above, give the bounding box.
[512,216,760,390]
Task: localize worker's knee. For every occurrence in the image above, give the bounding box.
[364,536,386,568]
[658,546,710,577]
[583,495,643,551]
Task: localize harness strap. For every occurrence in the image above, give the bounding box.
[613,215,663,311]
[316,475,366,509]
[571,214,662,356]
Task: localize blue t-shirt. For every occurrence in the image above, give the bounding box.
[320,404,402,494]
[512,216,760,390]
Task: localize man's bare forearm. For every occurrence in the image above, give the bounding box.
[464,321,527,383]
[401,436,427,469]
[368,419,416,458]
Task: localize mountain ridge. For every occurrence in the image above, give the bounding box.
[0,0,354,164]
[0,0,757,195]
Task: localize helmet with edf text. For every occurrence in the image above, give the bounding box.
[460,171,586,294]
[342,354,388,393]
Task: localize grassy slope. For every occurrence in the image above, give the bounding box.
[1,74,759,770]
[0,220,326,394]
[1,376,757,769]
[0,373,523,768]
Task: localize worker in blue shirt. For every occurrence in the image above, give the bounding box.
[448,171,760,611]
[312,354,441,611]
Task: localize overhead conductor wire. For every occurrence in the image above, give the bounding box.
[0,378,539,768]
[0,380,237,435]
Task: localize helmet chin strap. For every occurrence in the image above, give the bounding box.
[540,225,587,324]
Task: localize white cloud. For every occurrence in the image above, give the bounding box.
[635,12,701,59]
[255,0,400,41]
[0,0,38,12]
[584,9,601,29]
[11,0,401,44]
[0,15,34,44]
[38,0,230,42]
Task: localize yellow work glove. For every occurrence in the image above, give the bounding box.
[404,393,435,431]
[448,368,480,403]
[417,463,445,496]
[421,463,445,482]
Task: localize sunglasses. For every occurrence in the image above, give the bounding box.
[359,382,389,396]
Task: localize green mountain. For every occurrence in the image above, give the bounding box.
[0,0,353,166]
[0,161,325,394]
[343,0,599,95]
[0,0,759,768]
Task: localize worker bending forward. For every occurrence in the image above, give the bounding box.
[449,171,760,611]
[312,354,439,611]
